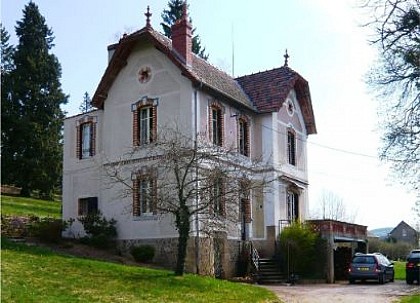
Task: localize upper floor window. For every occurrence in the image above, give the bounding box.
[287,129,296,166]
[76,116,96,159]
[133,171,157,216]
[78,197,98,216]
[238,117,250,157]
[209,102,224,146]
[132,97,158,146]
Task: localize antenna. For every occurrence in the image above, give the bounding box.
[231,23,235,77]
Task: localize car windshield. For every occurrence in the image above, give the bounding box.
[409,252,420,259]
[352,256,376,264]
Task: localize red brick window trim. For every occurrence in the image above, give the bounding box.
[238,115,250,157]
[208,101,224,147]
[132,96,158,147]
[132,168,157,217]
[76,116,97,160]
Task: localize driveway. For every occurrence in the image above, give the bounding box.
[262,281,419,303]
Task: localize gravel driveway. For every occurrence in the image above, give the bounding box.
[263,281,419,303]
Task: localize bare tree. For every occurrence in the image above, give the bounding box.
[362,0,419,209]
[102,126,272,276]
[311,190,357,223]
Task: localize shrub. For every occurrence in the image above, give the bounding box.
[368,238,415,260]
[29,217,67,243]
[78,212,117,249]
[278,222,325,279]
[130,245,155,263]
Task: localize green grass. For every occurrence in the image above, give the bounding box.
[398,294,420,303]
[394,260,405,280]
[1,239,280,303]
[1,195,61,218]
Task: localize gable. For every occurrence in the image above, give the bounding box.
[236,67,317,135]
[92,26,255,112]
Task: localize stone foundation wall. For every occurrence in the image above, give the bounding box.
[119,236,243,278]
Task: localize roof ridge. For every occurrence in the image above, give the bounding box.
[235,65,296,80]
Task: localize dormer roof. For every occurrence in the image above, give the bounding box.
[236,67,317,134]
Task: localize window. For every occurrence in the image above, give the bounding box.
[287,129,296,166]
[78,197,98,216]
[209,103,223,146]
[238,118,250,156]
[76,117,96,159]
[211,177,225,217]
[133,175,157,216]
[132,97,158,146]
[286,190,299,221]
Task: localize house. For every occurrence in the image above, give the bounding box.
[62,5,316,278]
[389,221,419,246]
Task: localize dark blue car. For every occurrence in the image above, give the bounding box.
[348,253,394,284]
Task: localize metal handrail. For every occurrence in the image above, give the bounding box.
[250,241,259,271]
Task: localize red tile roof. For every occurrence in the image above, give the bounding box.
[92,25,316,134]
[236,67,317,134]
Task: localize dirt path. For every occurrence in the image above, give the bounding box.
[262,281,419,303]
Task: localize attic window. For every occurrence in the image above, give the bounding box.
[138,66,152,84]
[286,99,294,116]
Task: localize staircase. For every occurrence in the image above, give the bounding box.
[257,258,286,284]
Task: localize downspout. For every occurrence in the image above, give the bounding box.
[194,80,202,274]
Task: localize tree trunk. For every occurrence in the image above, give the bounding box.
[175,206,190,276]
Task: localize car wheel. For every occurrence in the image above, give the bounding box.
[379,273,385,284]
[406,278,413,284]
[390,274,394,282]
[349,278,355,284]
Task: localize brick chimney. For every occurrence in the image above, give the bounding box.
[171,3,192,66]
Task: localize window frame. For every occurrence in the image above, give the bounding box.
[287,129,297,166]
[78,197,98,217]
[76,116,96,160]
[209,102,224,147]
[132,97,158,147]
[132,170,157,217]
[238,116,250,157]
[211,176,226,217]
[286,190,299,222]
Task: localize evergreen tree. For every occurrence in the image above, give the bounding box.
[1,25,17,187]
[3,2,68,199]
[79,92,94,113]
[161,0,209,60]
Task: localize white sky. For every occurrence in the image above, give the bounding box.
[2,0,417,229]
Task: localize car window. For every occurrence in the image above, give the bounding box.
[409,252,420,259]
[353,256,375,264]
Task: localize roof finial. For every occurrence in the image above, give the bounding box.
[145,6,152,28]
[284,49,290,67]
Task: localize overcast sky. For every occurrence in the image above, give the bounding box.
[2,0,417,229]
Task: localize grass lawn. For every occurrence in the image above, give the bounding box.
[1,195,61,218]
[1,239,280,303]
[393,260,405,280]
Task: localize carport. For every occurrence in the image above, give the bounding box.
[308,220,368,283]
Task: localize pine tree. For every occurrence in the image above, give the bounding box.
[1,25,17,187]
[4,2,68,199]
[79,92,94,113]
[161,0,209,60]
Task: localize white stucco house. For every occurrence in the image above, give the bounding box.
[62,6,316,278]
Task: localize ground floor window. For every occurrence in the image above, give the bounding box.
[286,191,299,221]
[78,197,98,216]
